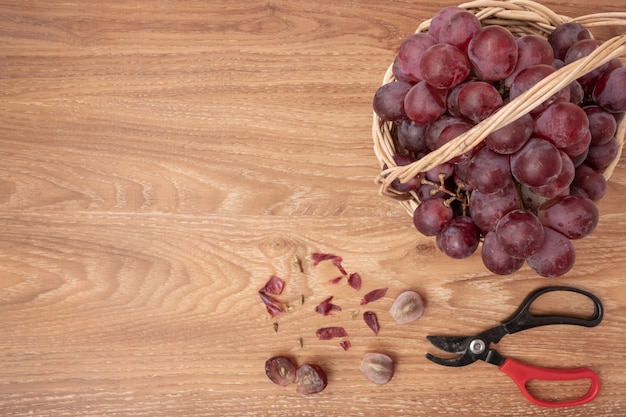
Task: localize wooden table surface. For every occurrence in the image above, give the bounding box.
[1,1,625,416]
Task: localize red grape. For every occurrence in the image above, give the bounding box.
[436,216,480,259]
[585,136,618,170]
[484,113,533,154]
[465,146,511,193]
[428,6,465,40]
[548,22,591,60]
[511,137,562,188]
[564,39,607,87]
[593,66,626,113]
[482,231,525,275]
[509,64,569,115]
[533,102,589,155]
[571,163,607,201]
[413,197,454,236]
[526,226,576,278]
[396,33,437,82]
[420,43,471,89]
[404,81,447,123]
[531,150,575,198]
[505,34,554,87]
[457,80,503,123]
[468,25,518,81]
[373,81,412,122]
[584,105,617,145]
[469,178,520,231]
[495,209,545,258]
[439,11,481,52]
[538,194,599,239]
[398,119,428,153]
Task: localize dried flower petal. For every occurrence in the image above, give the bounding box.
[348,272,362,290]
[328,276,344,284]
[363,311,379,335]
[340,340,351,351]
[360,288,388,305]
[259,291,285,317]
[314,296,342,316]
[311,252,347,275]
[316,326,348,340]
[261,275,285,295]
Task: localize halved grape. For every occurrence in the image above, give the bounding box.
[265,356,297,387]
[360,353,394,385]
[295,364,328,395]
[390,290,425,324]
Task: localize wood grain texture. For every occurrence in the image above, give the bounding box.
[1,1,625,416]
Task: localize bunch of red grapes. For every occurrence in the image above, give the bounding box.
[373,7,626,277]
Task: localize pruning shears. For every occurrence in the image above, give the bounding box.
[426,286,604,408]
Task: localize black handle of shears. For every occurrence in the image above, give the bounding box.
[501,286,603,335]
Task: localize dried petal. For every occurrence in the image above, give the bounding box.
[259,291,285,317]
[328,276,344,284]
[311,252,341,266]
[340,340,351,351]
[316,326,348,340]
[348,272,362,290]
[314,296,342,316]
[261,275,285,295]
[311,252,347,275]
[363,311,380,335]
[360,288,388,305]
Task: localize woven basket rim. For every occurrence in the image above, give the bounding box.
[372,0,626,214]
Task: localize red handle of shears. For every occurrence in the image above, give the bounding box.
[499,358,600,408]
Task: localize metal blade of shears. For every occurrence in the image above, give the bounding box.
[426,335,472,354]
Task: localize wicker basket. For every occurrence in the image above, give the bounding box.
[372,0,626,217]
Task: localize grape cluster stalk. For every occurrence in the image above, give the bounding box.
[373,10,626,278]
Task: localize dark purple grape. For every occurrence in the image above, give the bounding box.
[392,56,415,84]
[569,80,584,105]
[404,81,447,123]
[436,216,480,259]
[398,119,428,153]
[425,162,454,182]
[564,39,607,87]
[396,33,438,82]
[468,25,518,81]
[295,364,328,395]
[424,115,468,150]
[390,154,423,192]
[495,209,545,259]
[413,197,454,236]
[469,178,520,231]
[481,231,525,275]
[265,356,297,387]
[439,10,481,52]
[584,105,617,146]
[571,164,607,201]
[373,81,413,122]
[538,194,599,239]
[484,113,533,154]
[593,67,626,113]
[548,22,591,60]
[585,136,618,171]
[511,137,562,188]
[457,80,503,123]
[465,146,511,193]
[420,43,471,89]
[526,226,576,278]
